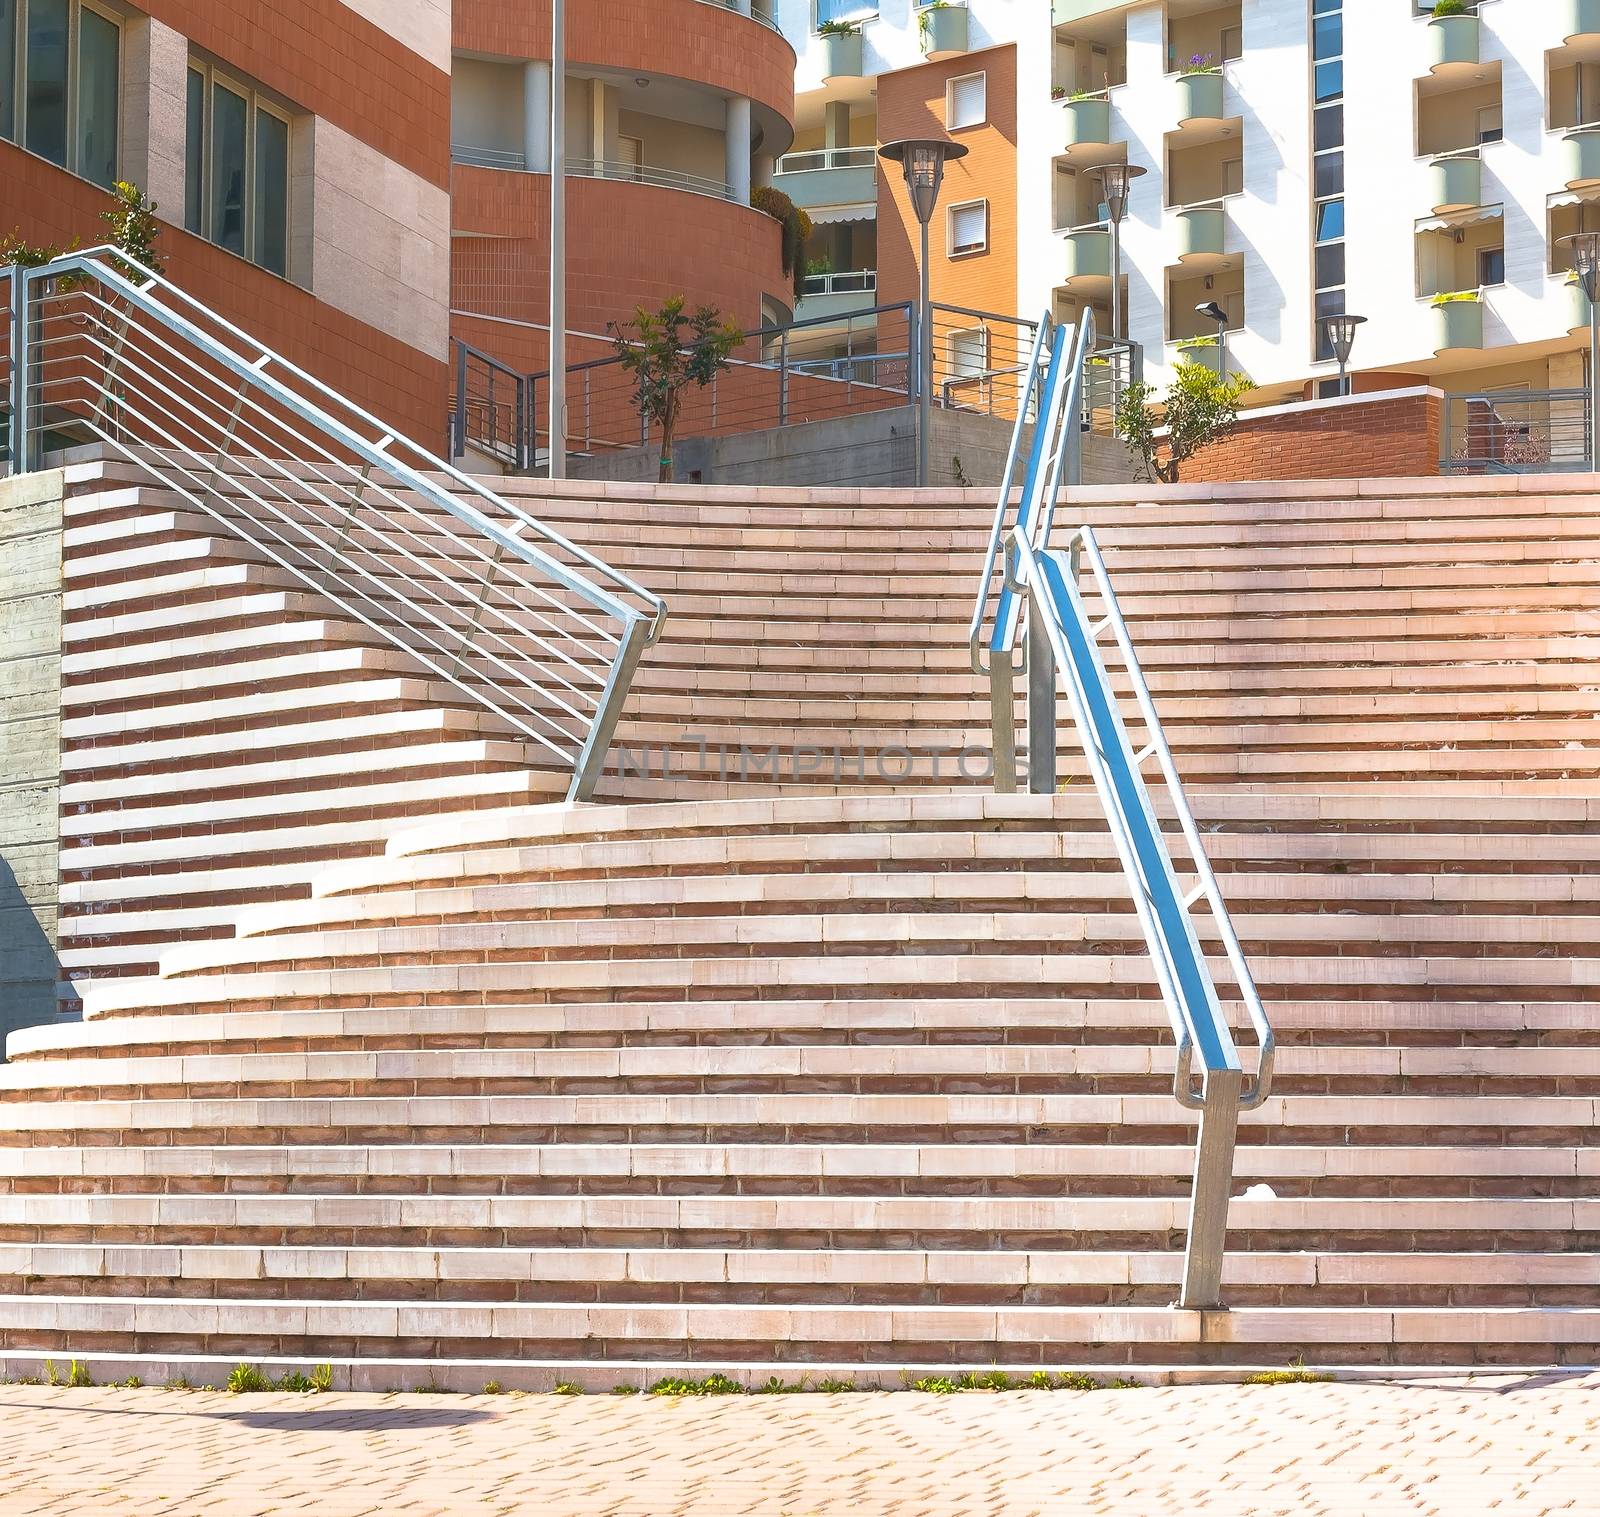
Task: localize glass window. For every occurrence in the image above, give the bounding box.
[24,0,68,167]
[1315,242,1345,288]
[1315,198,1344,242]
[1312,13,1341,60]
[1314,104,1343,152]
[252,106,288,277]
[75,3,117,189]
[1478,246,1505,286]
[947,72,985,130]
[0,0,17,141]
[1315,288,1345,360]
[1314,150,1343,197]
[1314,60,1342,104]
[210,81,247,256]
[184,66,203,232]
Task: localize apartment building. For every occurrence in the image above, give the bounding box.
[0,0,452,438]
[448,0,797,375]
[785,0,1600,410]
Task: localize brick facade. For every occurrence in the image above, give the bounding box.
[1182,390,1444,483]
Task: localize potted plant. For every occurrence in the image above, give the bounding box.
[918,0,968,60]
[1051,84,1067,101]
[1177,52,1224,120]
[1432,289,1484,350]
[817,18,864,79]
[1428,0,1480,69]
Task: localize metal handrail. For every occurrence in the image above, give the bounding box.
[451,338,532,471]
[6,248,665,801]
[452,143,528,171]
[568,157,737,202]
[1007,524,1273,1310]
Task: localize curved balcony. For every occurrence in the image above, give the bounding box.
[1174,202,1228,265]
[1176,70,1225,125]
[1429,153,1481,215]
[1568,0,1600,44]
[772,145,877,210]
[1170,338,1223,376]
[1427,13,1480,79]
[1061,225,1112,290]
[821,29,865,80]
[1568,277,1593,336]
[1060,95,1122,170]
[919,4,969,60]
[1432,296,1484,353]
[1565,127,1600,190]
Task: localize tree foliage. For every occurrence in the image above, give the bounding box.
[609,297,742,482]
[1113,360,1251,484]
[750,185,813,300]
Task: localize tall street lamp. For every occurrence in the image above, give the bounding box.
[880,136,968,487]
[1561,232,1600,469]
[549,0,567,479]
[1319,312,1366,397]
[1196,300,1229,380]
[1092,162,1146,344]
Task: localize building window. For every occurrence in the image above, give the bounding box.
[947,71,986,130]
[1476,105,1503,145]
[1478,245,1505,287]
[948,198,987,256]
[0,0,120,188]
[1311,0,1345,361]
[816,0,874,26]
[186,60,292,278]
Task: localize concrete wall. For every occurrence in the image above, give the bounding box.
[0,471,66,1047]
[568,406,1138,488]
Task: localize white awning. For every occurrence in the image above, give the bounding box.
[1549,185,1600,209]
[808,204,877,225]
[1415,204,1504,234]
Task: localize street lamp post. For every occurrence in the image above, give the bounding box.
[1319,312,1367,398]
[1561,232,1600,469]
[1196,300,1229,380]
[880,136,968,488]
[548,0,567,479]
[1092,162,1146,345]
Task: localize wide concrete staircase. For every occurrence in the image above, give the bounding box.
[4,458,1598,1386]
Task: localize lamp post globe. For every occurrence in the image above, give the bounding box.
[1318,312,1366,397]
[880,137,969,487]
[1090,162,1145,344]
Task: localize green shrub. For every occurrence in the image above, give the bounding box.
[1432,0,1469,18]
[226,1363,272,1394]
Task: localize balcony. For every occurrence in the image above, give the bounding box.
[1432,294,1484,352]
[1174,201,1230,266]
[1060,94,1118,168]
[1061,224,1112,290]
[1429,151,1482,214]
[1568,276,1593,335]
[450,143,742,203]
[796,269,878,322]
[1569,0,1600,44]
[1169,336,1224,376]
[919,2,969,61]
[1426,10,1480,79]
[1177,68,1226,126]
[772,146,878,211]
[1566,128,1600,189]
[821,28,865,80]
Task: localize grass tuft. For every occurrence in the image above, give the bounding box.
[226,1364,271,1394]
[648,1373,745,1397]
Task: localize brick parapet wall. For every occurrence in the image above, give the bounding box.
[1182,390,1444,483]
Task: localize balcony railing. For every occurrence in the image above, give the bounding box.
[453,144,528,172]
[452,145,739,203]
[1441,387,1591,473]
[775,146,878,174]
[799,270,878,297]
[694,0,784,35]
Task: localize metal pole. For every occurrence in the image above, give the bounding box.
[1216,317,1227,384]
[10,270,31,476]
[1109,221,1122,343]
[1178,1067,1244,1311]
[918,217,931,488]
[548,0,567,479]
[1590,301,1598,471]
[1025,593,1056,795]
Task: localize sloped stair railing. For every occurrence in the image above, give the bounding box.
[4,249,665,802]
[972,312,1275,1310]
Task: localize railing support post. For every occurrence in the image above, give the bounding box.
[452,341,467,462]
[990,653,1018,793]
[1025,591,1056,794]
[515,373,530,473]
[778,328,789,427]
[10,268,32,475]
[1178,1066,1243,1311]
[568,612,650,803]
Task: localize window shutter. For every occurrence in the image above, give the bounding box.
[949,201,987,255]
[949,73,986,129]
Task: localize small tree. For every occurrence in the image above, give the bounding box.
[608,297,742,482]
[1113,360,1251,484]
[101,181,164,280]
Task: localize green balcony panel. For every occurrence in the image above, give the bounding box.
[1566,128,1600,188]
[1177,71,1224,124]
[1569,0,1600,42]
[1063,97,1111,150]
[1428,14,1479,71]
[821,31,864,80]
[920,4,968,60]
[1569,280,1593,336]
[1172,341,1222,376]
[1433,298,1483,352]
[1176,205,1225,259]
[1063,228,1111,280]
[1430,155,1481,214]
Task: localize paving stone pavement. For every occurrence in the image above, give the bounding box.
[0,1376,1594,1516]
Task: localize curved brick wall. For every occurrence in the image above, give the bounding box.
[451,167,791,369]
[454,0,795,134]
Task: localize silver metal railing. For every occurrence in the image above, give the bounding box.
[451,339,533,472]
[568,157,737,202]
[1439,387,1591,474]
[972,308,1273,1309]
[4,249,665,802]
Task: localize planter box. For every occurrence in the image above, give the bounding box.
[1429,155,1481,213]
[1176,71,1224,123]
[1062,97,1111,150]
[1566,127,1600,188]
[821,31,864,80]
[1433,299,1483,352]
[919,5,968,60]
[1428,14,1479,70]
[1570,0,1600,42]
[1176,205,1225,259]
[1062,228,1111,281]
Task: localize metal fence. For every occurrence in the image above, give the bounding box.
[4,249,664,801]
[1440,388,1591,474]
